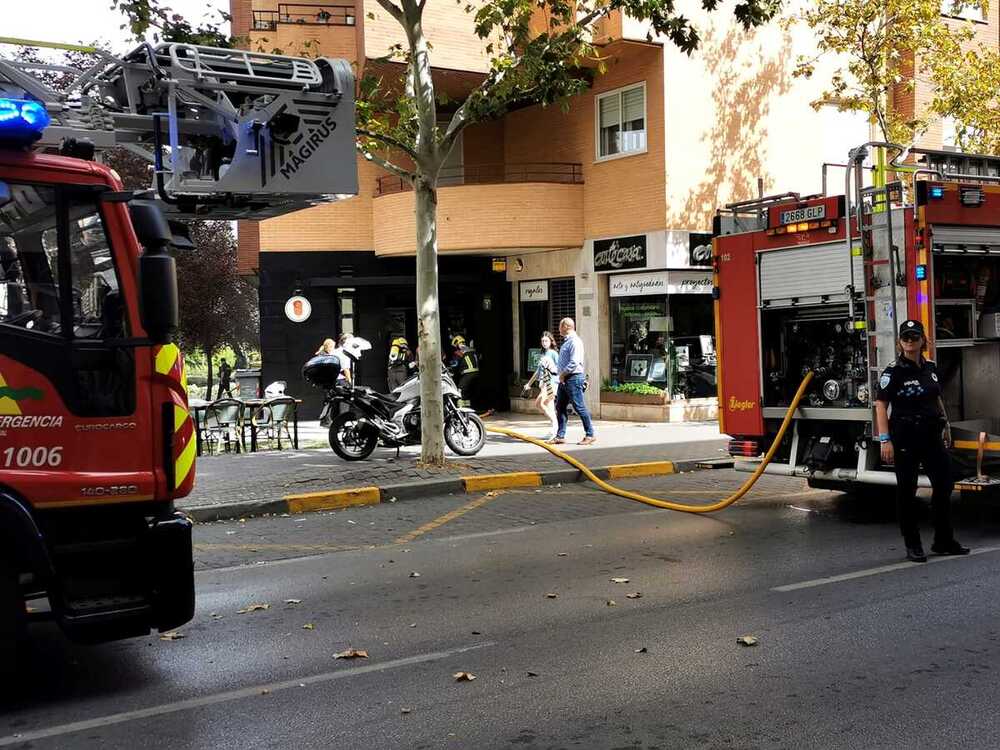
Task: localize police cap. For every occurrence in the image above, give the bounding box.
[898,319,926,338]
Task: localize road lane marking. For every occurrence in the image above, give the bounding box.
[193,543,361,553]
[0,641,496,747]
[773,545,1000,592]
[394,492,504,544]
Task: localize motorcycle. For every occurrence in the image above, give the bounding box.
[302,339,487,461]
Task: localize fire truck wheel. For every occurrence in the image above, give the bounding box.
[0,559,27,686]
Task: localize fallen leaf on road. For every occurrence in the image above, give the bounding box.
[260,689,270,695]
[285,599,302,605]
[210,612,223,620]
[610,577,630,584]
[485,491,498,498]
[409,571,421,578]
[401,708,412,714]
[606,600,617,607]
[334,649,369,659]
[237,603,270,614]
[303,623,315,630]
[545,593,558,599]
[409,623,417,628]
[557,553,568,557]
[453,671,477,682]
[626,592,643,599]
[159,632,185,641]
[471,630,482,635]
[527,671,539,677]
[737,636,759,647]
[634,647,648,654]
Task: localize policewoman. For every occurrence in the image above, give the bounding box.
[874,319,969,562]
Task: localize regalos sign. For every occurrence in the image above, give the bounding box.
[593,234,647,272]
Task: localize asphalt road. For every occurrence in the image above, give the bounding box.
[5,471,1000,749]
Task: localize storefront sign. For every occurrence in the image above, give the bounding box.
[284,294,312,323]
[519,280,549,302]
[667,270,714,294]
[609,271,667,297]
[594,234,647,272]
[688,233,713,267]
[610,270,714,297]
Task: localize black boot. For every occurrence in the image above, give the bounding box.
[906,545,927,563]
[931,540,970,556]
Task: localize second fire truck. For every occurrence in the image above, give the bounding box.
[714,143,1000,496]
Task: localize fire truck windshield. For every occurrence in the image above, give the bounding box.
[0,181,125,340]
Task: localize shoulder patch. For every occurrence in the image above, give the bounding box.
[879,374,892,389]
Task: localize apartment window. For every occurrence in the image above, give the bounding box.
[596,83,646,161]
[940,1,986,21]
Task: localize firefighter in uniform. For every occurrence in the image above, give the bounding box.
[874,319,969,562]
[447,334,481,408]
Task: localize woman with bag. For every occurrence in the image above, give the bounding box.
[522,331,560,440]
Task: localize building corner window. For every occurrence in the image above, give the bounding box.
[596,83,646,160]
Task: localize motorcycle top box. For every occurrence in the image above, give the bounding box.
[302,355,342,389]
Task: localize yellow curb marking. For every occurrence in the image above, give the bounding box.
[606,462,676,479]
[462,472,542,492]
[284,486,381,514]
[393,492,504,545]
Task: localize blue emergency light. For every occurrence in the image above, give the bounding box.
[0,98,50,143]
[915,264,927,281]
[929,185,945,199]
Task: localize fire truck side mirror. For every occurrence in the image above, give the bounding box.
[130,201,179,344]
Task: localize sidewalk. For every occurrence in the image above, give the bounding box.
[180,414,728,520]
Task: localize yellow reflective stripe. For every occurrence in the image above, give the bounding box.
[180,356,188,392]
[175,436,197,487]
[174,404,189,432]
[155,344,180,375]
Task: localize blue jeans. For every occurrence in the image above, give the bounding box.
[556,374,594,438]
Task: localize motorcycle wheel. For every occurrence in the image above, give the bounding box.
[0,559,26,687]
[329,412,379,461]
[444,412,486,456]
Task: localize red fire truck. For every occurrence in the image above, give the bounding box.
[714,142,1000,496]
[0,41,357,677]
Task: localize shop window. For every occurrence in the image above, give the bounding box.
[610,294,717,398]
[596,83,646,161]
[337,288,355,335]
[610,296,670,386]
[518,277,575,377]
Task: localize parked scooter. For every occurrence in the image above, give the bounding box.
[302,338,486,461]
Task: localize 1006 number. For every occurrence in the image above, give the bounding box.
[2,446,63,468]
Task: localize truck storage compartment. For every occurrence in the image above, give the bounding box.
[760,303,870,411]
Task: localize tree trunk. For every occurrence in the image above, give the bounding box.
[415,177,446,465]
[206,348,215,400]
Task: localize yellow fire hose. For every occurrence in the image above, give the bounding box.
[485,371,814,513]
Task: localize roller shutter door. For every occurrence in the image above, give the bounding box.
[930,225,1000,254]
[759,241,864,308]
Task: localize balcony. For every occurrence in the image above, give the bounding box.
[252,3,357,31]
[374,162,584,196]
[372,162,585,256]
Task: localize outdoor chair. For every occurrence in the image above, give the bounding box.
[251,396,297,450]
[202,398,245,454]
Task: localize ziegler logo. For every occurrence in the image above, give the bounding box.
[279,116,337,180]
[728,396,756,411]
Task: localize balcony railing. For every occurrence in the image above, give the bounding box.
[252,4,357,31]
[375,162,584,196]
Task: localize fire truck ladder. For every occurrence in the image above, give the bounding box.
[0,38,358,219]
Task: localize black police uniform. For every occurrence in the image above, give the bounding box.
[875,354,956,550]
